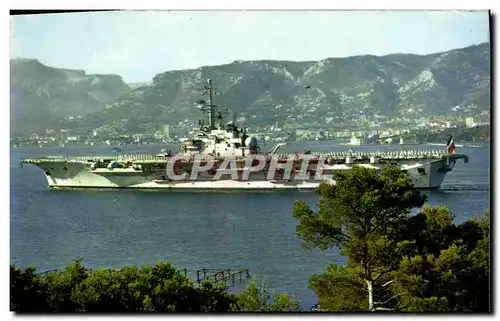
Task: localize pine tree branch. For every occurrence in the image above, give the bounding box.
[372,269,393,282]
[373,292,406,306]
[381,279,395,287]
[373,307,395,311]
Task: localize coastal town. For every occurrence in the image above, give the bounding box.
[11,113,490,148]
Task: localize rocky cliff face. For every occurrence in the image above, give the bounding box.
[91,42,489,129]
[11,42,490,135]
[10,58,131,135]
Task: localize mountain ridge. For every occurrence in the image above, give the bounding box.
[10,42,490,135]
[10,58,131,135]
[126,41,488,75]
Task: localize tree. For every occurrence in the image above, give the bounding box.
[297,181,490,313]
[10,259,300,312]
[390,206,490,312]
[231,277,300,312]
[42,257,88,312]
[10,265,48,312]
[293,165,427,311]
[10,260,237,312]
[308,264,367,311]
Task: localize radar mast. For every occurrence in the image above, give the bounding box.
[198,79,224,129]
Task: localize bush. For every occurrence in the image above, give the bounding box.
[10,260,299,313]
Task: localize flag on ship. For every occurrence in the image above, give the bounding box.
[446,135,456,154]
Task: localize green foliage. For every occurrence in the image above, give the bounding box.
[10,265,48,312]
[10,260,301,313]
[392,207,490,312]
[231,277,300,312]
[10,260,238,312]
[293,165,427,311]
[42,257,88,312]
[294,166,490,312]
[309,264,367,311]
[294,166,426,252]
[310,205,489,312]
[406,125,490,143]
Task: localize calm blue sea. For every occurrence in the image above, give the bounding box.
[10,141,490,309]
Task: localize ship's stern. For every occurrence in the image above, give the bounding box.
[416,154,469,189]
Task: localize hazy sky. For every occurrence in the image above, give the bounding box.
[10,10,490,83]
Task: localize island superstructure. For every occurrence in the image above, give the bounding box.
[21,79,469,190]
